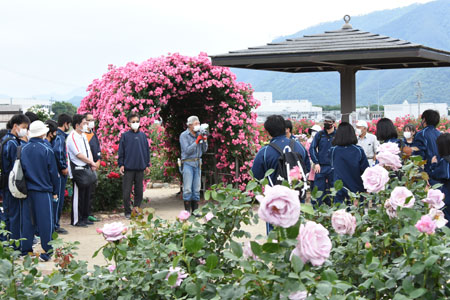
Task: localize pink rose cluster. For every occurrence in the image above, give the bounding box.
[79,53,260,187]
[376,142,402,171]
[422,189,445,209]
[331,209,357,236]
[97,222,128,242]
[256,185,300,228]
[291,221,332,266]
[361,165,390,193]
[415,215,437,234]
[384,187,415,218]
[177,210,191,221]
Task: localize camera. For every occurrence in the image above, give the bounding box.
[198,123,209,136]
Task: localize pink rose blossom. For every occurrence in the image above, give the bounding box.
[99,222,127,242]
[384,187,415,218]
[256,185,300,228]
[166,266,188,287]
[204,212,214,222]
[331,209,356,235]
[427,208,448,228]
[377,142,400,155]
[198,258,206,265]
[96,228,103,234]
[288,291,308,300]
[377,151,402,170]
[415,215,437,234]
[177,210,191,221]
[289,166,303,181]
[291,221,332,266]
[422,189,445,209]
[108,265,116,273]
[361,165,389,193]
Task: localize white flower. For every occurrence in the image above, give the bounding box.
[427,208,448,228]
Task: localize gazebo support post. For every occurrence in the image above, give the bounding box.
[338,67,357,123]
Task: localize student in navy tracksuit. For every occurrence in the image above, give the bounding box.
[329,122,369,204]
[21,121,60,261]
[429,133,450,227]
[403,123,422,157]
[252,115,310,234]
[414,110,441,183]
[1,114,30,242]
[309,114,336,205]
[118,113,150,219]
[285,119,298,141]
[376,118,402,148]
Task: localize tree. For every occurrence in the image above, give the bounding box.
[51,101,78,120]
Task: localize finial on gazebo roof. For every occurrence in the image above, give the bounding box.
[342,15,352,30]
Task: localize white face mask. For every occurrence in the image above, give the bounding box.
[355,128,362,136]
[88,121,95,129]
[131,123,140,130]
[193,125,201,132]
[18,128,28,138]
[82,124,89,133]
[404,132,412,139]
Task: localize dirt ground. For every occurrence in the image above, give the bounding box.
[34,186,265,273]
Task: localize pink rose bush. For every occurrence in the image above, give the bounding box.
[177,210,191,221]
[415,215,437,234]
[256,185,300,228]
[291,221,332,266]
[331,209,357,235]
[422,189,445,209]
[79,53,260,186]
[384,187,415,218]
[361,165,390,193]
[165,266,188,287]
[97,222,128,242]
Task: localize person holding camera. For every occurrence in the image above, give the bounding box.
[118,113,150,219]
[179,116,208,213]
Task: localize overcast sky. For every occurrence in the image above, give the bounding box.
[0,0,434,98]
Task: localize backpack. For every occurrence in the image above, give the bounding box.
[0,137,15,189]
[8,145,27,199]
[268,140,309,198]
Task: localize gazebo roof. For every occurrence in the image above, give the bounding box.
[210,21,450,72]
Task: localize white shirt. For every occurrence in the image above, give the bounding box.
[67,130,92,167]
[357,132,379,160]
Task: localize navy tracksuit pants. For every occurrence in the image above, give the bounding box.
[53,174,67,229]
[3,189,21,242]
[313,165,333,206]
[21,191,54,255]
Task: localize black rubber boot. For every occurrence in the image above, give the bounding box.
[191,201,199,214]
[184,201,191,211]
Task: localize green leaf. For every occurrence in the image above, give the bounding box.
[441,226,450,235]
[262,242,280,253]
[250,241,262,257]
[409,288,427,299]
[291,254,304,273]
[424,255,439,267]
[245,181,258,192]
[185,235,205,254]
[300,203,315,215]
[334,180,343,191]
[172,256,181,268]
[402,279,414,294]
[365,250,373,265]
[393,294,410,300]
[286,220,300,239]
[317,281,332,295]
[153,270,169,280]
[206,254,218,271]
[264,169,274,178]
[410,263,425,275]
[185,283,197,296]
[209,269,224,277]
[168,272,178,286]
[321,269,338,282]
[230,241,243,258]
[204,190,211,201]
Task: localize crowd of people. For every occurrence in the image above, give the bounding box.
[252,110,450,232]
[0,111,150,261]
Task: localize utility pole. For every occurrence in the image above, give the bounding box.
[416,81,423,118]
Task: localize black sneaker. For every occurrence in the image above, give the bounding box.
[39,253,51,262]
[73,222,88,227]
[85,220,94,225]
[55,227,69,235]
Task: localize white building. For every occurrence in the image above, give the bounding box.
[0,98,53,113]
[253,92,322,123]
[384,100,448,120]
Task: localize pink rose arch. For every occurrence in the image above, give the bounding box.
[79,53,260,187]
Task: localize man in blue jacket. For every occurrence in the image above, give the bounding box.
[414,109,441,181]
[118,112,150,219]
[1,114,30,242]
[252,115,310,185]
[21,121,60,261]
[309,114,336,205]
[52,113,72,234]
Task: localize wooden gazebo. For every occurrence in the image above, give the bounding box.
[210,16,450,122]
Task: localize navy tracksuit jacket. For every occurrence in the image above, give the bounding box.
[21,138,60,255]
[52,129,69,229]
[429,158,450,227]
[414,126,441,175]
[118,130,150,171]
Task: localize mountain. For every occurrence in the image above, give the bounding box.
[32,87,87,107]
[231,0,450,106]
